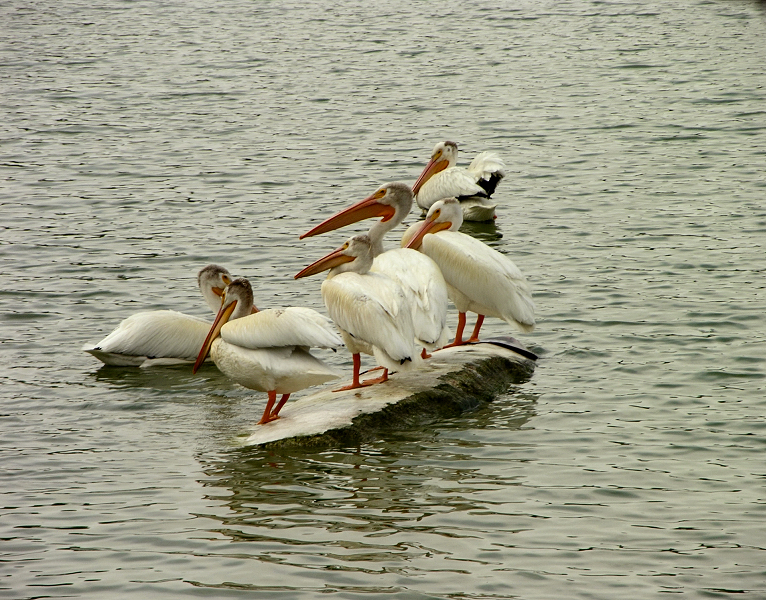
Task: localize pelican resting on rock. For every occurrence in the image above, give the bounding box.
[193,278,342,425]
[412,140,506,222]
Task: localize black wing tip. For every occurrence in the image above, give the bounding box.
[469,336,538,361]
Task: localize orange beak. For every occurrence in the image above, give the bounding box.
[192,299,238,373]
[295,246,355,279]
[403,214,452,250]
[412,157,449,195]
[300,193,395,239]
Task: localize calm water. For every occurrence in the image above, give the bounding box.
[2,0,766,598]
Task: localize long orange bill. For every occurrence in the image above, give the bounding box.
[412,157,449,195]
[294,246,355,279]
[403,216,452,250]
[300,193,395,239]
[192,299,238,373]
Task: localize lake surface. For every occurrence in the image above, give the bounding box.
[2,0,765,598]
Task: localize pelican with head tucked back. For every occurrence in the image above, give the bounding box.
[192,278,342,425]
[300,181,450,358]
[295,234,420,390]
[83,264,244,367]
[404,197,535,346]
[412,141,506,222]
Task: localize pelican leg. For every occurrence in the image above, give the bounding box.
[334,354,364,392]
[443,312,468,348]
[361,368,388,386]
[466,315,485,343]
[269,393,291,420]
[258,390,279,425]
[421,348,431,360]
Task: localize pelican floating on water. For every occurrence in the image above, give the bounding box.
[300,181,450,358]
[412,141,506,222]
[193,278,342,425]
[295,234,420,390]
[83,264,238,367]
[404,198,535,346]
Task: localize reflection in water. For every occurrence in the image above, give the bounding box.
[458,219,502,244]
[91,362,235,391]
[198,392,537,576]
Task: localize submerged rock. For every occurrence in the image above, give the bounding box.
[241,337,536,450]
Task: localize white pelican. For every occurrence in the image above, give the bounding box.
[193,278,342,425]
[403,198,535,346]
[295,234,421,390]
[83,264,241,367]
[412,140,506,222]
[300,181,450,358]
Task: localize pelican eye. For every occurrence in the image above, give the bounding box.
[374,189,386,199]
[222,275,231,285]
[433,150,442,160]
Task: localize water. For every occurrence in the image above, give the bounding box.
[2,0,765,597]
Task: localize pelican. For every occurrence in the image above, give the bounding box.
[83,264,241,367]
[300,181,450,358]
[193,278,342,425]
[295,234,420,390]
[403,198,535,346]
[412,140,506,222]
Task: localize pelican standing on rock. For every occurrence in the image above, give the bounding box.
[295,234,420,390]
[404,197,535,346]
[300,182,450,358]
[412,141,506,222]
[83,264,237,367]
[193,278,342,425]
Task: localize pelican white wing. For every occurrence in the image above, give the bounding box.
[220,307,342,350]
[320,271,418,371]
[372,248,450,349]
[416,167,486,212]
[422,231,535,332]
[82,310,211,367]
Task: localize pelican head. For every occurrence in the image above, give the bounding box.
[197,264,233,313]
[412,141,459,195]
[300,182,413,240]
[295,234,375,280]
[192,278,255,373]
[404,197,463,250]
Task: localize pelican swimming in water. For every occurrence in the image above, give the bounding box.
[193,278,342,425]
[300,181,450,358]
[404,197,535,346]
[412,141,506,222]
[295,234,420,390]
[83,264,242,367]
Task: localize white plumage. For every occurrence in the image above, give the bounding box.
[372,249,449,352]
[421,231,535,331]
[300,181,450,355]
[322,269,416,372]
[295,234,420,390]
[220,306,342,351]
[193,278,342,425]
[412,141,506,222]
[83,264,234,367]
[404,198,535,345]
